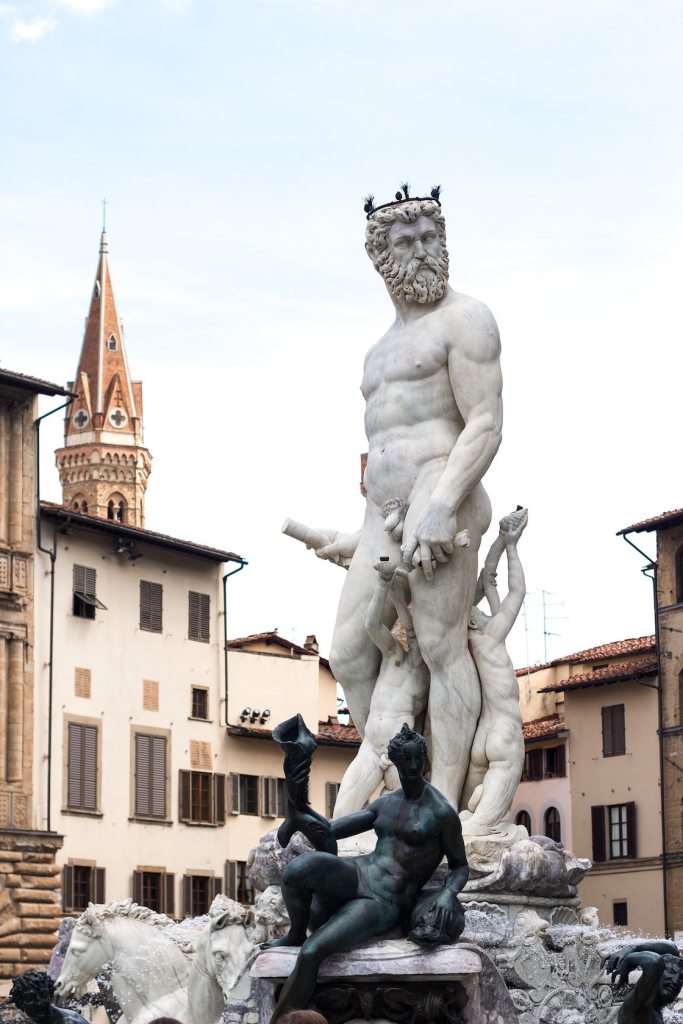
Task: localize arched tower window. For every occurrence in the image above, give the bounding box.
[117,500,125,523]
[677,547,683,604]
[544,806,561,843]
[108,495,126,524]
[107,334,117,351]
[107,500,115,521]
[515,809,532,833]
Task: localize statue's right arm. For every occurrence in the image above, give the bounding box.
[330,805,377,839]
[282,519,362,568]
[609,951,666,1012]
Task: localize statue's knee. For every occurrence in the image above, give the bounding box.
[282,857,307,887]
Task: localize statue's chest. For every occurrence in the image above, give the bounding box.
[376,803,437,845]
[363,328,448,396]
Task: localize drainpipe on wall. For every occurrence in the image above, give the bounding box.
[620,530,669,937]
[223,560,247,727]
[34,395,75,833]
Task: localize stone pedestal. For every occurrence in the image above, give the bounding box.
[231,939,517,1024]
[0,829,63,981]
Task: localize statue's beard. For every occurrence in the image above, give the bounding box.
[380,250,449,304]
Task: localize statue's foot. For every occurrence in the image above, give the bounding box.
[261,932,303,950]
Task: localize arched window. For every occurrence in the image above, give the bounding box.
[81,501,88,513]
[73,501,79,511]
[544,806,561,844]
[107,334,117,351]
[107,500,115,521]
[515,809,532,833]
[117,500,125,523]
[677,547,683,604]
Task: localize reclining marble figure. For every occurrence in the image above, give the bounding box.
[266,719,469,1023]
[284,184,504,811]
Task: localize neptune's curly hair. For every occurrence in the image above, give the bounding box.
[387,724,428,766]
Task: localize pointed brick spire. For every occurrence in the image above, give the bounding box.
[56,232,152,526]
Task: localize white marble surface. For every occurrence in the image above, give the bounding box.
[251,937,482,980]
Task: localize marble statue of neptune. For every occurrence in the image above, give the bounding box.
[315,188,504,810]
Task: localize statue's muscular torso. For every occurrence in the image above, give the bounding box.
[362,289,475,509]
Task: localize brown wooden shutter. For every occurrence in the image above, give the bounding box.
[163,873,175,917]
[199,594,210,641]
[229,773,239,815]
[325,782,337,819]
[625,801,637,858]
[211,877,222,900]
[183,875,193,917]
[179,770,191,822]
[556,744,566,778]
[150,736,167,818]
[133,870,143,904]
[67,723,82,808]
[82,725,98,810]
[140,581,163,633]
[214,774,226,826]
[225,861,238,900]
[93,868,105,904]
[73,564,96,596]
[63,865,74,913]
[135,734,151,816]
[528,748,543,781]
[614,704,626,755]
[591,805,606,862]
[188,592,199,639]
[263,777,277,818]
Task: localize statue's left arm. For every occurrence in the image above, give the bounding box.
[408,804,469,945]
[403,300,503,576]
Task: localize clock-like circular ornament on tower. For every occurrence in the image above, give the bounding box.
[109,407,128,429]
[73,409,89,430]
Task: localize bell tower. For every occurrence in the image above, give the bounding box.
[56,231,152,526]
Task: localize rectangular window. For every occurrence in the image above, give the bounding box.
[544,745,566,778]
[613,901,628,926]
[522,748,544,781]
[238,774,259,815]
[609,802,637,859]
[67,722,98,811]
[73,564,106,619]
[191,687,209,720]
[135,733,167,819]
[179,771,225,825]
[140,581,163,633]
[133,870,175,916]
[63,865,105,913]
[183,874,221,916]
[602,704,626,757]
[225,861,254,904]
[188,591,210,643]
[326,782,340,819]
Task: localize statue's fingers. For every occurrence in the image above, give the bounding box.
[420,544,434,580]
[431,544,449,564]
[403,537,417,567]
[391,521,404,541]
[442,540,455,555]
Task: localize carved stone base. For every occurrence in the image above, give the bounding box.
[241,940,517,1024]
[0,830,63,980]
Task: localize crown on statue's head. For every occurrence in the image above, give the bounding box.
[363,183,441,219]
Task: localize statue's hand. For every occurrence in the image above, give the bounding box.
[402,501,457,581]
[315,531,358,566]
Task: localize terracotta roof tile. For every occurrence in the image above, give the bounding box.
[515,635,655,676]
[0,368,74,397]
[40,500,244,564]
[225,717,360,748]
[522,714,566,740]
[538,654,658,693]
[619,509,683,535]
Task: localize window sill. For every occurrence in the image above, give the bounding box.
[62,807,103,818]
[188,637,210,644]
[128,816,173,827]
[179,820,222,828]
[188,717,213,723]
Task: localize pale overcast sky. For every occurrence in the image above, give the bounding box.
[1,0,682,670]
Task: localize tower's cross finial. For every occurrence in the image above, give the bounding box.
[102,197,107,233]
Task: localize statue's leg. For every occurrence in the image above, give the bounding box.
[329,511,401,736]
[462,707,524,833]
[270,897,400,1022]
[262,853,358,949]
[333,741,384,818]
[407,486,488,810]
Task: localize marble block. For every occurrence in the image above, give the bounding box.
[250,939,518,1024]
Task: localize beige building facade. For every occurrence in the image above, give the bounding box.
[514,635,663,934]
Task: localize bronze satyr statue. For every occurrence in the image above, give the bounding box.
[9,971,89,1024]
[604,941,683,1023]
[267,719,469,1023]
